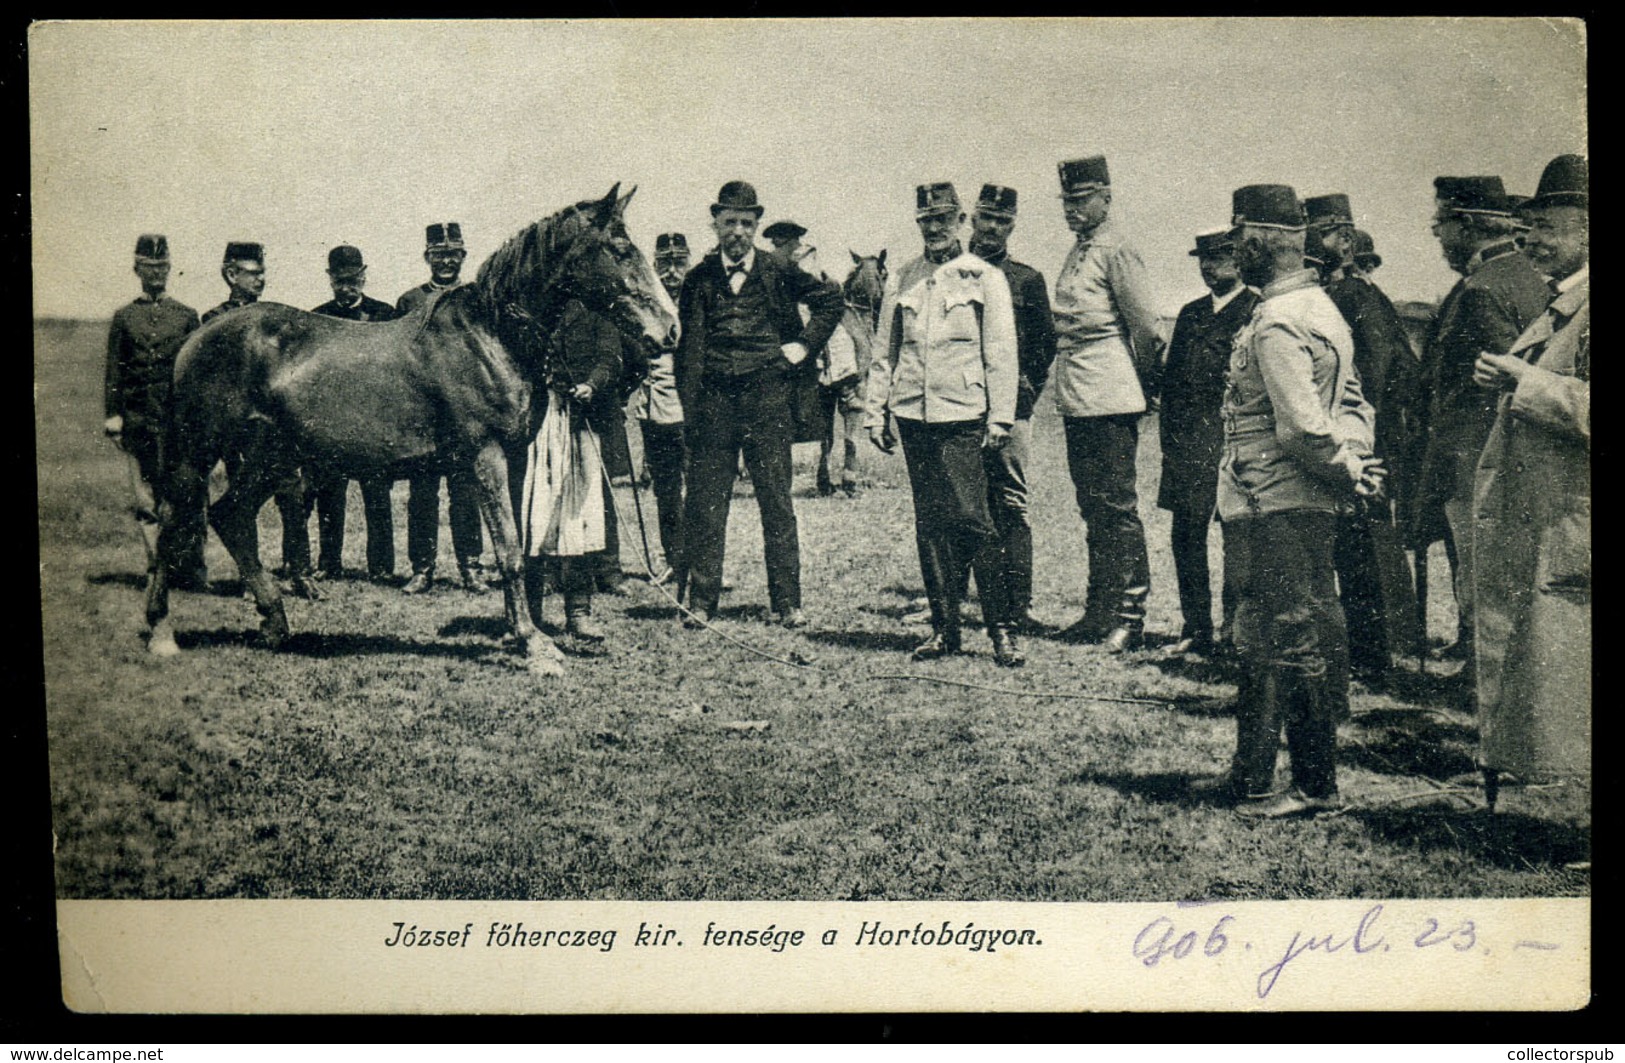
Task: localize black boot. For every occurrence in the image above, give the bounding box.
[912,626,962,660]
[990,625,1025,668]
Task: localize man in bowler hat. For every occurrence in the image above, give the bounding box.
[629,232,691,582]
[1157,227,1258,658]
[307,245,400,582]
[964,182,1057,632]
[868,182,1023,667]
[104,233,204,588]
[396,222,488,594]
[1050,155,1163,652]
[1413,177,1551,678]
[1199,184,1380,818]
[673,181,844,628]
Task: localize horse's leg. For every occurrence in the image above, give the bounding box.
[471,440,563,677]
[145,458,207,657]
[209,445,292,649]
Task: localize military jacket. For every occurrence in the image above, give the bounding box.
[1218,269,1374,521]
[978,249,1058,420]
[395,281,459,315]
[867,249,1018,430]
[311,294,399,322]
[1157,285,1259,513]
[105,292,200,421]
[1051,222,1162,418]
[201,297,254,326]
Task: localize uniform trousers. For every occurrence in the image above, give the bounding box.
[1333,505,1395,672]
[126,419,206,578]
[897,417,1013,631]
[307,474,395,577]
[949,418,1033,614]
[407,466,485,575]
[1169,506,1237,642]
[1225,509,1346,800]
[1062,414,1151,629]
[639,420,687,572]
[681,364,801,615]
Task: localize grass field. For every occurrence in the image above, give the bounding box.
[37,318,1589,901]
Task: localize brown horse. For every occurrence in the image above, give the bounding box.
[146,185,679,676]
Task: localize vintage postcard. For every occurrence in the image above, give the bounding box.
[31,18,1589,1013]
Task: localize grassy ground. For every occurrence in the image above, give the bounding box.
[37,318,1589,901]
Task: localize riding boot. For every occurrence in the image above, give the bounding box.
[565,592,606,643]
[1284,669,1339,801]
[1233,666,1286,797]
[523,557,547,630]
[458,555,488,594]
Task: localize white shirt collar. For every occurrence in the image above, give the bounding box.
[1210,284,1244,313]
[721,248,756,273]
[1557,263,1588,294]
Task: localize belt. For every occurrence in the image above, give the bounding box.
[1224,412,1275,436]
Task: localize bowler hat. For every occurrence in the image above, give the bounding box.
[1231,185,1306,232]
[327,245,367,277]
[975,184,1019,218]
[1433,176,1513,217]
[915,182,961,218]
[1527,154,1587,210]
[425,222,465,251]
[1058,156,1110,196]
[1189,226,1235,257]
[654,232,689,258]
[711,181,764,218]
[223,241,265,264]
[1303,193,1354,228]
[1351,229,1382,270]
[762,220,809,244]
[134,233,170,264]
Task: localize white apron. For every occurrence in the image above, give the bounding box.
[522,390,606,557]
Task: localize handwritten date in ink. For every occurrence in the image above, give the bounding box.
[1132,904,1486,999]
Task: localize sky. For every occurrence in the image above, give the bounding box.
[29,18,1587,320]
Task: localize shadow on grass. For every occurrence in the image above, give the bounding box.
[86,570,148,590]
[1369,666,1475,710]
[1341,723,1479,781]
[1346,806,1591,870]
[1067,769,1208,806]
[802,627,923,654]
[175,627,505,662]
[1144,652,1242,686]
[439,616,510,639]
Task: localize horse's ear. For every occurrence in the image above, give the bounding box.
[616,185,637,218]
[850,250,862,265]
[593,183,623,227]
[877,249,887,266]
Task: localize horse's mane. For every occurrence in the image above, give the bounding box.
[472,200,601,312]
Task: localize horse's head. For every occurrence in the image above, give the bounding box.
[845,249,888,330]
[553,185,680,353]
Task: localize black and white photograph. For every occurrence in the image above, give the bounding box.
[29,18,1589,1013]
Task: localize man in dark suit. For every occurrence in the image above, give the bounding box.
[965,183,1057,632]
[1304,193,1419,682]
[1158,228,1258,658]
[396,222,487,594]
[307,244,399,582]
[1414,176,1552,676]
[104,234,204,588]
[674,181,844,628]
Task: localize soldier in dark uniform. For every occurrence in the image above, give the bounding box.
[1197,185,1381,818]
[203,242,315,589]
[104,234,204,587]
[1157,228,1259,658]
[395,222,487,594]
[1304,193,1418,682]
[1413,176,1552,675]
[1350,229,1382,277]
[307,244,399,582]
[964,183,1057,632]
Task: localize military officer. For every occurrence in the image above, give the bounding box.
[307,244,399,582]
[104,233,204,587]
[1413,177,1551,679]
[1304,193,1419,682]
[396,222,487,594]
[1350,229,1382,277]
[962,183,1057,632]
[1471,153,1590,804]
[1157,227,1258,658]
[868,182,1023,667]
[1050,155,1164,653]
[1198,184,1380,818]
[630,232,690,583]
[201,240,266,324]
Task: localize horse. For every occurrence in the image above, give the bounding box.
[816,250,887,496]
[145,185,680,677]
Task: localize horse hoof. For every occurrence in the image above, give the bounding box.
[147,624,180,658]
[260,619,290,650]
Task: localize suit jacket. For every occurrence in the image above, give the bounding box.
[674,248,844,431]
[1157,285,1259,513]
[311,294,399,322]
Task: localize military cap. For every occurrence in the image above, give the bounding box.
[1188,226,1235,257]
[975,184,1019,218]
[1058,156,1110,196]
[1230,185,1306,231]
[711,180,764,218]
[654,232,689,258]
[1351,229,1382,270]
[327,244,367,277]
[762,220,809,244]
[223,241,265,264]
[1433,176,1513,217]
[1303,193,1354,228]
[915,182,961,218]
[133,234,170,264]
[1527,153,1587,210]
[425,223,465,250]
